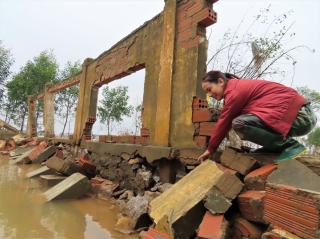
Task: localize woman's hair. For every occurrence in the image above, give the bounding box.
[202,70,240,83]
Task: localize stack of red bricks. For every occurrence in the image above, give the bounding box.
[196,147,320,239]
[82,117,96,141]
[192,97,220,149]
[78,154,96,173]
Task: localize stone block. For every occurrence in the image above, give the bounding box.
[233,218,264,239]
[264,183,320,239]
[39,175,67,187]
[149,161,243,239]
[43,173,92,201]
[32,146,56,164]
[9,148,34,165]
[237,190,266,224]
[267,159,320,192]
[244,164,277,190]
[26,166,56,178]
[198,212,228,239]
[220,147,257,175]
[46,156,91,177]
[204,188,232,214]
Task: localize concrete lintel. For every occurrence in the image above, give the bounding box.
[81,141,178,163]
[26,166,56,178]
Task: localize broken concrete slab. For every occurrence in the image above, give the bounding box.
[80,141,178,164]
[43,173,92,201]
[32,146,56,164]
[296,156,320,176]
[9,148,34,165]
[149,160,243,238]
[197,212,228,239]
[25,166,56,178]
[9,146,34,157]
[46,157,92,178]
[39,175,67,187]
[244,164,277,190]
[237,191,266,224]
[220,147,258,175]
[267,159,320,192]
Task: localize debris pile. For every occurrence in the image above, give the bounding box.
[110,147,320,239]
[1,131,320,238]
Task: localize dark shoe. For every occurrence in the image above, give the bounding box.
[273,141,306,163]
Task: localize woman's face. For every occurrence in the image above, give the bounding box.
[202,78,225,101]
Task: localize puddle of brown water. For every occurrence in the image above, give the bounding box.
[0,155,139,239]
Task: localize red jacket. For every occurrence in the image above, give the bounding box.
[207,79,306,153]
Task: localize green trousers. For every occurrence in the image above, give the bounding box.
[232,102,317,162]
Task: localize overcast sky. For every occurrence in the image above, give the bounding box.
[1,0,319,135]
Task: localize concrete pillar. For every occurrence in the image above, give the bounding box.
[73,58,94,145]
[154,0,177,147]
[26,95,37,137]
[43,83,55,137]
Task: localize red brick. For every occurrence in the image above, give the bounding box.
[193,97,208,109]
[178,28,191,42]
[233,218,264,239]
[264,183,320,239]
[84,122,93,130]
[193,8,217,27]
[140,127,150,137]
[244,164,278,190]
[78,155,96,173]
[187,1,203,17]
[198,212,228,239]
[178,17,192,32]
[82,135,92,140]
[87,117,96,123]
[237,190,266,224]
[91,177,106,185]
[194,136,207,149]
[69,134,73,139]
[56,149,63,159]
[193,109,211,123]
[199,122,216,136]
[135,136,149,145]
[116,136,135,144]
[99,135,106,142]
[178,0,194,12]
[190,36,200,47]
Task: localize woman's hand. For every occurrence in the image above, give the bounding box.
[198,150,211,163]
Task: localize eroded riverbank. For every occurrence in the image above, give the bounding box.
[0,155,138,239]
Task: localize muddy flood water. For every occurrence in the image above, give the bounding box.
[0,155,138,239]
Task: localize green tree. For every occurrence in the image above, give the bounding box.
[296,86,320,114]
[6,50,58,131]
[0,40,15,107]
[55,60,82,137]
[308,127,320,147]
[98,85,133,135]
